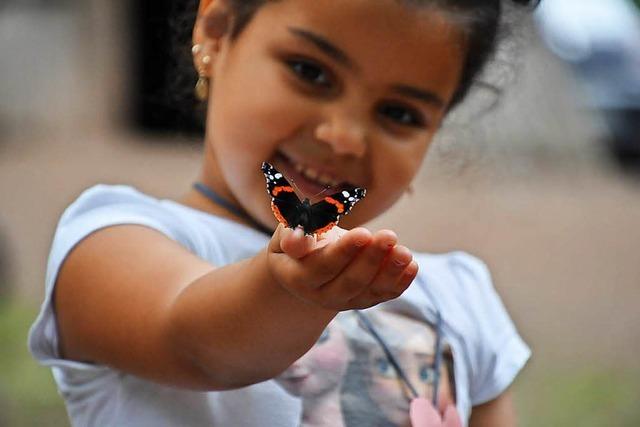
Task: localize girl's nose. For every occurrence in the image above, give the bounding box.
[314,116,367,158]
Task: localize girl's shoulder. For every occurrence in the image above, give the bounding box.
[56,184,268,264]
[56,184,191,245]
[61,184,169,219]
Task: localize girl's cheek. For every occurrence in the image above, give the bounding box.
[222,92,310,154]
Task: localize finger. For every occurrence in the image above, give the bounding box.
[269,227,372,296]
[300,227,373,287]
[314,225,347,249]
[268,223,286,254]
[280,226,315,259]
[348,260,418,309]
[368,244,414,297]
[317,230,398,301]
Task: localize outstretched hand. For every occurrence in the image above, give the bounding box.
[267,224,418,311]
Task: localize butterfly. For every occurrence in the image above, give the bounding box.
[261,162,366,235]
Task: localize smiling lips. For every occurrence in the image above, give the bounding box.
[275,152,356,196]
[292,161,340,188]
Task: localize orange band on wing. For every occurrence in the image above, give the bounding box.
[323,197,344,214]
[314,222,337,236]
[270,201,289,227]
[272,186,295,196]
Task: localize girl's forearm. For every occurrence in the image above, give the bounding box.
[164,249,337,390]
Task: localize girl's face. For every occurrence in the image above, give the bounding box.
[201,0,464,229]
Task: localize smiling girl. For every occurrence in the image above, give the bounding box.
[30,0,535,425]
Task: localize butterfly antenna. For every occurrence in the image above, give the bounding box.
[310,186,331,199]
[286,176,331,199]
[286,176,304,196]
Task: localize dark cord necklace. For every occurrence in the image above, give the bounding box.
[193,182,273,236]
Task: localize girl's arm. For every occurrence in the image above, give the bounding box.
[55,223,416,390]
[468,391,517,427]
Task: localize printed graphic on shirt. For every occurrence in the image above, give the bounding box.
[274,311,457,427]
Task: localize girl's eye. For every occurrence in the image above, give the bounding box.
[286,59,332,88]
[377,103,425,128]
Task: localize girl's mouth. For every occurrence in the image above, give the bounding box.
[272,152,351,199]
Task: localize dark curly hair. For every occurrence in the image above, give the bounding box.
[166,0,539,133]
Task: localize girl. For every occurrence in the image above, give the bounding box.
[29,0,535,425]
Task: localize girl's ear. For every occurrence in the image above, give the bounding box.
[197,0,232,39]
[192,0,232,76]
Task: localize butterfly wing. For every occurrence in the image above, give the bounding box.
[307,187,366,235]
[261,162,302,228]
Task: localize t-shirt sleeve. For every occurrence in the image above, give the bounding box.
[415,251,531,407]
[447,252,530,405]
[28,185,202,369]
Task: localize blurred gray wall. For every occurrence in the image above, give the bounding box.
[0,0,129,140]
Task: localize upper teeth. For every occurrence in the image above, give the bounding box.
[294,162,339,187]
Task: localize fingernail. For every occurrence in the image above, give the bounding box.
[405,261,419,275]
[293,226,304,239]
[393,258,408,267]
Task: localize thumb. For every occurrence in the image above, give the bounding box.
[268,223,286,254]
[268,224,315,259]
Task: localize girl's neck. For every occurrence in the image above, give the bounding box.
[178,144,257,230]
[180,187,243,222]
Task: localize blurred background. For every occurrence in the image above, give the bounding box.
[1,0,639,426]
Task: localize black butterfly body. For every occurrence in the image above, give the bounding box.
[261,162,366,235]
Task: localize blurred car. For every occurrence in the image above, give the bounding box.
[535,0,640,172]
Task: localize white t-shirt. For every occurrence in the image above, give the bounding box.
[29,185,530,427]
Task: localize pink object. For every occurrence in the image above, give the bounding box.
[410,398,443,426]
[442,404,463,427]
[410,398,462,427]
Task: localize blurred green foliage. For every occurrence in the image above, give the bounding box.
[515,363,640,427]
[0,299,68,427]
[1,298,640,426]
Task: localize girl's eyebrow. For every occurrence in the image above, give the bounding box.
[287,27,355,70]
[392,85,445,109]
[287,26,445,109]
